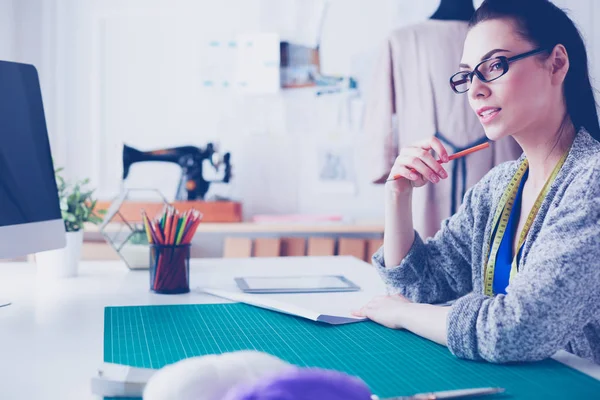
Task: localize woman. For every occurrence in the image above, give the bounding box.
[354,0,600,365]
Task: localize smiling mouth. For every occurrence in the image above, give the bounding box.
[479,108,501,117]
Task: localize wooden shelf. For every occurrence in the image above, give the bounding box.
[87,221,384,235]
[95,200,242,223]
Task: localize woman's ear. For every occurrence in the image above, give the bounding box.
[549,44,569,85]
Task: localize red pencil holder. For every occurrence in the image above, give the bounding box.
[149,244,190,294]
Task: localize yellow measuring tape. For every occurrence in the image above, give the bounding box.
[483,149,570,297]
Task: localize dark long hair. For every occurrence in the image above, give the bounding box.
[469,0,600,142]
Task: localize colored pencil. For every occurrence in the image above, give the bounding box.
[176,212,189,245]
[387,142,490,182]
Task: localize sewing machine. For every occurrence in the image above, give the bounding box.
[122,143,232,201]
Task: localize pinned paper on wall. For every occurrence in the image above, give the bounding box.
[199,39,238,88]
[198,33,280,94]
[235,33,281,94]
[311,144,357,195]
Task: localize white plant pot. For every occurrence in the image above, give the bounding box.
[35,230,84,278]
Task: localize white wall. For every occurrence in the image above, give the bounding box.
[552,0,599,88]
[37,0,408,222]
[0,0,15,61]
[10,0,69,168]
[6,0,600,224]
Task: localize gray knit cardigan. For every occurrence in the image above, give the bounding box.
[373,129,600,364]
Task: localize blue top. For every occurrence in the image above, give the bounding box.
[490,169,528,295]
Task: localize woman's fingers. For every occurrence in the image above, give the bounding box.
[352,305,369,317]
[398,154,445,184]
[414,136,449,162]
[388,136,449,185]
[404,147,448,182]
[387,156,428,191]
[388,165,420,181]
[427,136,449,163]
[352,298,380,317]
[386,137,450,185]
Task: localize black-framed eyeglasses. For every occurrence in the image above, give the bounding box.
[449,48,548,94]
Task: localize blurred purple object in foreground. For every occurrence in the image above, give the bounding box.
[223,367,372,400]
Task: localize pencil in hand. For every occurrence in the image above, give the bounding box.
[386,142,490,182]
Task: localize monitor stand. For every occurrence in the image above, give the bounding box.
[0,299,11,307]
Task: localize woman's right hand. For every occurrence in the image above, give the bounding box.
[386,136,450,193]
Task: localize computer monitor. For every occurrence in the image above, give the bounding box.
[0,61,66,306]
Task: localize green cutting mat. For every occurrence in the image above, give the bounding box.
[104,303,600,399]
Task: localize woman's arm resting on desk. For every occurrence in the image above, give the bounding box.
[352,295,450,347]
[360,180,600,363]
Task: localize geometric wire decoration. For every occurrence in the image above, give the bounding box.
[99,188,169,270]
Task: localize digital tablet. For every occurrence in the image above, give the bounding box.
[234,275,361,294]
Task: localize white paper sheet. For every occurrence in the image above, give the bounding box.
[198,287,371,325]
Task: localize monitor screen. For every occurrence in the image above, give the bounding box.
[0,61,65,259]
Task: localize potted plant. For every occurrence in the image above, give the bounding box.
[35,168,104,278]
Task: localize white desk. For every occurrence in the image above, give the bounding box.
[0,256,598,400]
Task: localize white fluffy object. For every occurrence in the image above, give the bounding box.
[143,350,294,400]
